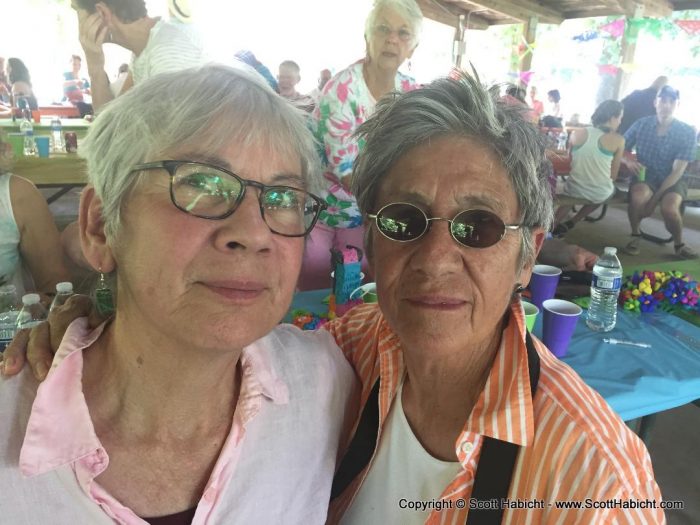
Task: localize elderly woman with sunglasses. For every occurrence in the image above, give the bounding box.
[0,64,356,523]
[5,74,663,524]
[297,0,422,290]
[325,73,662,524]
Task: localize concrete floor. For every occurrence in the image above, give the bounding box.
[44,187,700,523]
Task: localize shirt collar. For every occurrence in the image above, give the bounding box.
[239,338,289,405]
[376,300,536,465]
[20,318,106,477]
[461,300,535,449]
[20,320,289,478]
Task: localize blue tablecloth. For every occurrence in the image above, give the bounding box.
[288,290,700,422]
[536,310,700,421]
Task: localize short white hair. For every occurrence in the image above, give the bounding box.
[364,0,423,46]
[81,63,322,241]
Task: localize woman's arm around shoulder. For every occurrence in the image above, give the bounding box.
[10,175,71,292]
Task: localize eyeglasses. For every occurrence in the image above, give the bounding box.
[130,160,327,237]
[367,202,521,249]
[374,24,413,42]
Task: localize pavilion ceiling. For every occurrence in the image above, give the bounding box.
[416,0,700,28]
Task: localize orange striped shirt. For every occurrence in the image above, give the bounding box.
[324,300,665,524]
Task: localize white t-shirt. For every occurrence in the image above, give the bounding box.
[341,379,462,525]
[130,18,206,85]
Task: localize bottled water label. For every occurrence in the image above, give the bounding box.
[0,310,19,351]
[587,247,623,332]
[592,275,621,290]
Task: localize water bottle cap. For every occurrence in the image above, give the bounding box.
[22,293,41,305]
[0,284,17,294]
[604,247,617,255]
[56,282,73,293]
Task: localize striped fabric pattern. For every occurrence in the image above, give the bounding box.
[324,302,665,524]
[130,19,206,85]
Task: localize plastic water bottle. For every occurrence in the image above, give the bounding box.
[557,130,568,150]
[16,293,48,331]
[51,117,64,152]
[19,114,37,156]
[586,247,623,332]
[50,282,74,312]
[0,285,21,352]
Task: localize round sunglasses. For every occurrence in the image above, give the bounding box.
[367,202,522,248]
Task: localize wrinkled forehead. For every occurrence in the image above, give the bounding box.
[376,7,410,28]
[153,113,306,183]
[377,136,515,213]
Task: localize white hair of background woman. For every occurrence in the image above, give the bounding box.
[364,0,423,47]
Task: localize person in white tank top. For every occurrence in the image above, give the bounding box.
[0,154,70,294]
[552,100,625,236]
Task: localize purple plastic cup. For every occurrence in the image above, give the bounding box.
[529,264,562,309]
[542,299,582,358]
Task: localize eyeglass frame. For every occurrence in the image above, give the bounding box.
[367,202,522,248]
[129,160,328,238]
[373,23,414,42]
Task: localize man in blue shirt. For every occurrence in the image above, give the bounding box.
[622,85,698,259]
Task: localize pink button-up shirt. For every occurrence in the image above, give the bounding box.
[1,318,356,524]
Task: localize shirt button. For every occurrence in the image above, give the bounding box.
[461,442,474,454]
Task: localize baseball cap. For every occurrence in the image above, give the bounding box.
[657,85,680,100]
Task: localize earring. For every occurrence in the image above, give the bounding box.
[514,284,525,294]
[95,267,115,317]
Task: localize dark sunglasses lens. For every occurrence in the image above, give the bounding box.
[376,204,427,241]
[452,210,505,248]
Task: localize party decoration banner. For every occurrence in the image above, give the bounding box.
[573,31,599,42]
[519,70,534,84]
[598,64,620,75]
[676,20,700,35]
[600,19,625,38]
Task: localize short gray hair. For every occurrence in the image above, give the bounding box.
[352,71,554,269]
[82,63,322,241]
[364,0,423,46]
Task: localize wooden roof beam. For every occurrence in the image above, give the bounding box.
[416,0,490,30]
[446,0,564,24]
[617,0,673,17]
[672,1,700,9]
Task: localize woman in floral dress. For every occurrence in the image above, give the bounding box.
[297,0,422,290]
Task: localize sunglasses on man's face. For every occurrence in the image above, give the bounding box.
[368,202,522,249]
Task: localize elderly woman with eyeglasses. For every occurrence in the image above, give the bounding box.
[325,73,663,524]
[297,0,422,290]
[0,64,356,523]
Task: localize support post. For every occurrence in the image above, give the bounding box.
[613,17,638,99]
[520,16,538,86]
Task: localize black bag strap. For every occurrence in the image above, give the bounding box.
[330,379,381,500]
[466,331,540,525]
[330,331,541,525]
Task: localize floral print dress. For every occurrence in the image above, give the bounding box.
[312,59,417,229]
